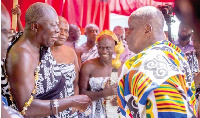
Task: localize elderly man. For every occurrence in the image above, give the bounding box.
[77,24,99,65]
[172,22,194,53]
[65,24,81,49]
[117,6,196,118]
[4,2,91,117]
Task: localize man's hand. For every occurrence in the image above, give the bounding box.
[103,80,118,97]
[72,95,92,112]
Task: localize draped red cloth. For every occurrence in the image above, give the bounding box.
[109,0,174,16]
[1,0,174,32]
[62,0,110,33]
[154,0,174,2]
[1,0,110,33]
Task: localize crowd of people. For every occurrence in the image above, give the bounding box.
[1,0,200,118]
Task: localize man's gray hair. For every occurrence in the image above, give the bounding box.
[25,2,57,25]
[129,6,165,31]
[85,24,99,33]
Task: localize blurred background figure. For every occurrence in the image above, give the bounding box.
[1,3,23,118]
[77,24,99,65]
[65,24,81,50]
[172,22,194,53]
[174,0,200,116]
[113,26,135,63]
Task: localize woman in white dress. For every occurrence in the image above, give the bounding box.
[79,30,121,118]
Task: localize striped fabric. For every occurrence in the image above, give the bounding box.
[117,40,196,118]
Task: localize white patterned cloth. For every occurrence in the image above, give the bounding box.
[80,77,110,118]
[36,48,78,118]
[185,50,199,114]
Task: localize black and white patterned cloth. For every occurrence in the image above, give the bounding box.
[1,31,23,110]
[185,50,199,111]
[36,47,78,118]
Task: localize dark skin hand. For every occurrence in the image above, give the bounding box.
[11,5,24,32]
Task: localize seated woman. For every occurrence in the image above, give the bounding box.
[79,30,122,118]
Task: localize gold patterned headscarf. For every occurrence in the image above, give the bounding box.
[95,29,119,43]
[95,29,125,69]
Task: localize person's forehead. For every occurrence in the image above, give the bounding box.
[179,24,191,29]
[88,26,99,30]
[98,36,114,44]
[114,28,124,33]
[59,20,68,26]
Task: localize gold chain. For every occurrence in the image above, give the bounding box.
[7,62,41,116]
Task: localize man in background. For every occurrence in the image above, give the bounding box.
[113,26,135,62]
[172,22,194,53]
[65,24,81,50]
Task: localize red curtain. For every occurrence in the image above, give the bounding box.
[154,0,174,2]
[1,0,110,33]
[48,0,64,16]
[2,0,174,32]
[62,0,110,33]
[109,0,174,16]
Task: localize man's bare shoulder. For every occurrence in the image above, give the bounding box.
[81,57,99,69]
[61,45,76,57]
[7,44,39,69]
[76,43,87,53]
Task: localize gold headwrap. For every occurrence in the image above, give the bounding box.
[95,29,125,69]
[95,29,119,43]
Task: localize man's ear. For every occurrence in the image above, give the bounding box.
[30,22,38,33]
[70,32,74,36]
[145,24,152,35]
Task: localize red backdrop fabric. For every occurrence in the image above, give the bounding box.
[62,0,110,33]
[154,0,174,2]
[109,0,174,16]
[1,0,110,33]
[1,0,174,32]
